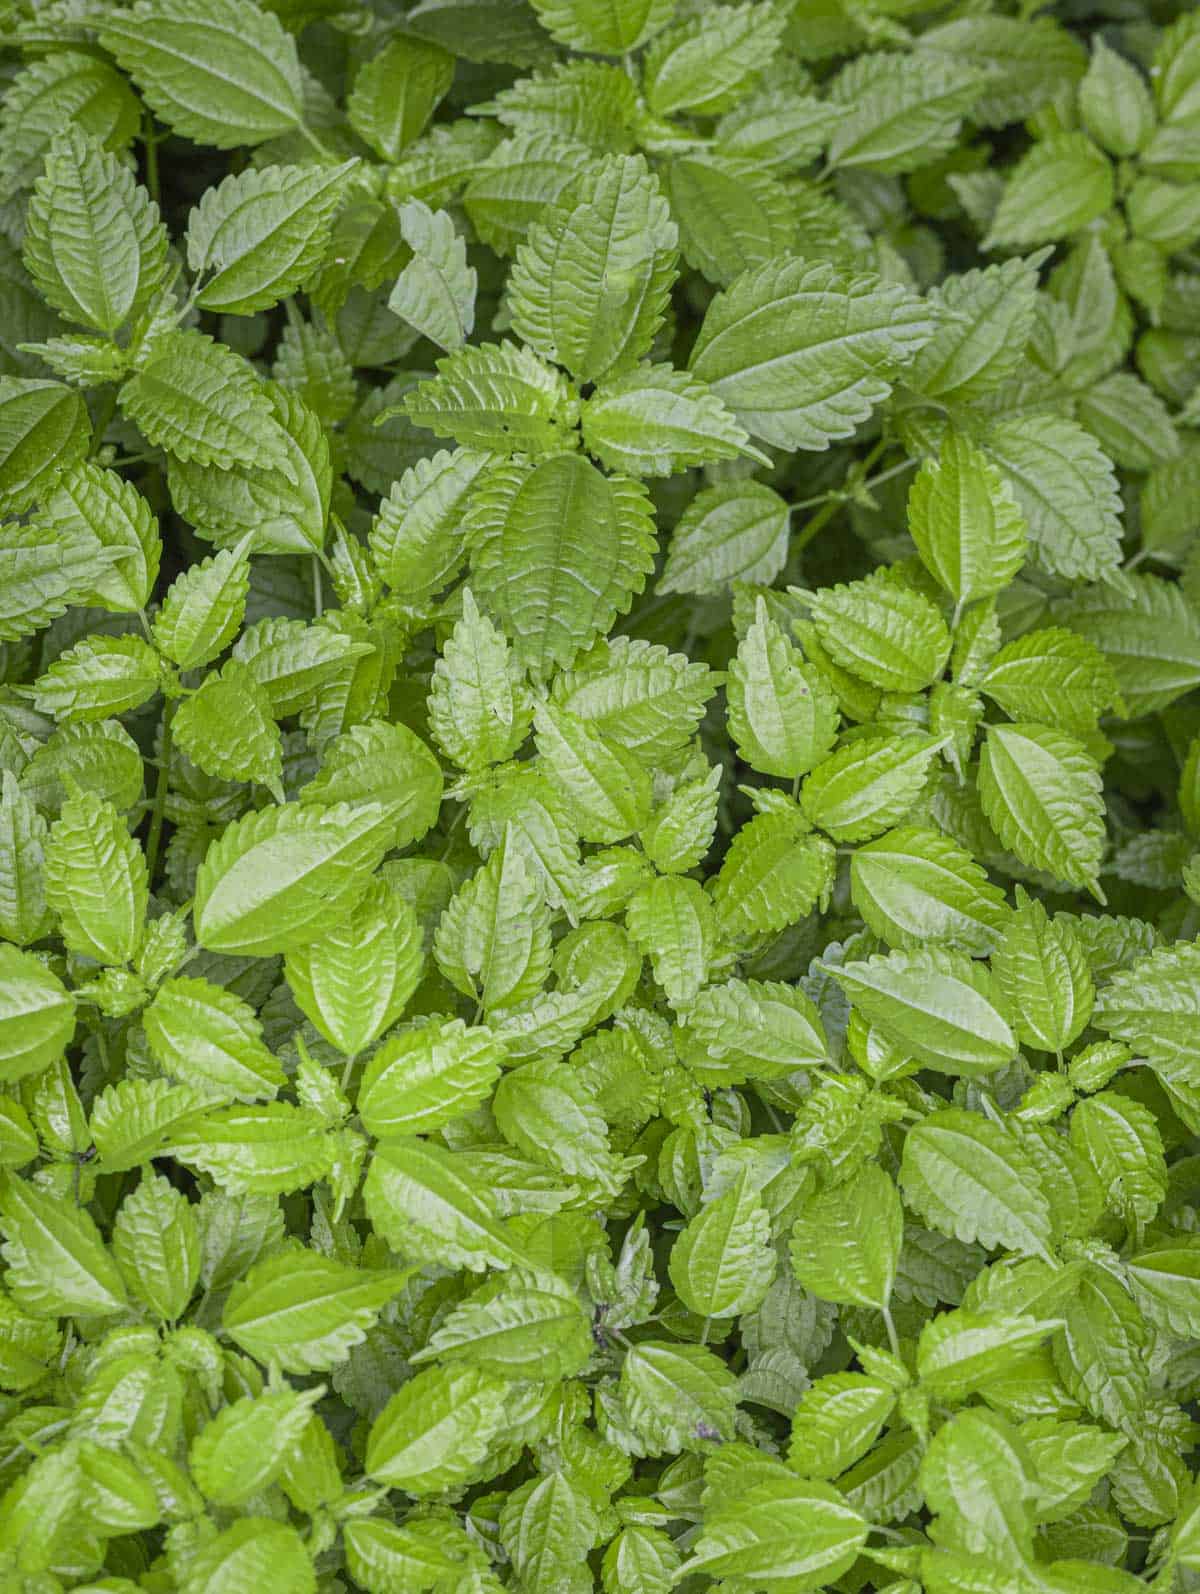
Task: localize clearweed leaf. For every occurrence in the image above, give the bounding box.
[389,199,477,352]
[113,1172,200,1323]
[25,460,159,616]
[469,454,656,680]
[24,127,168,334]
[0,772,51,947]
[192,800,391,957]
[412,1266,592,1379]
[619,1339,738,1454]
[659,479,791,596]
[851,825,1008,955]
[187,161,357,316]
[708,810,835,938]
[980,628,1122,739]
[143,976,286,1103]
[358,1017,505,1137]
[1057,573,1200,719]
[1053,1264,1149,1433]
[369,447,489,601]
[807,573,951,693]
[689,257,935,451]
[98,0,305,149]
[0,1169,127,1317]
[509,153,678,383]
[366,1364,509,1494]
[669,1169,775,1318]
[177,1520,315,1594]
[435,834,550,1015]
[791,1164,903,1310]
[45,789,147,966]
[0,376,91,516]
[402,339,579,456]
[300,720,443,852]
[534,699,653,844]
[663,155,797,288]
[0,49,140,199]
[642,3,785,118]
[642,766,722,875]
[223,1249,409,1373]
[908,431,1027,606]
[978,722,1106,896]
[680,1472,867,1590]
[363,1136,525,1272]
[985,134,1114,249]
[429,589,533,773]
[727,598,839,779]
[530,0,674,54]
[551,636,718,767]
[1070,1091,1167,1228]
[917,1309,1064,1403]
[908,253,1047,402]
[827,52,984,174]
[347,34,455,161]
[788,1372,897,1479]
[993,889,1093,1054]
[900,1108,1056,1260]
[31,634,163,724]
[190,1385,320,1506]
[582,364,763,477]
[800,731,947,843]
[168,1102,334,1196]
[173,663,283,796]
[682,977,827,1085]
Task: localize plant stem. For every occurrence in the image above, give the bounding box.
[88,385,120,457]
[882,1303,900,1358]
[144,699,178,885]
[792,494,843,555]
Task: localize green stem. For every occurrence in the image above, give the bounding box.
[312,554,324,619]
[882,1303,900,1358]
[144,698,178,885]
[792,494,843,555]
[142,112,160,205]
[298,122,335,160]
[340,1052,358,1095]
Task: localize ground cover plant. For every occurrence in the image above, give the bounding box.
[2,0,1200,1589]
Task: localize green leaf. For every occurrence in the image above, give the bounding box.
[98,0,305,149]
[1126,1243,1200,1337]
[403,339,579,456]
[469,454,656,679]
[709,810,835,938]
[659,479,791,596]
[535,699,653,844]
[980,628,1121,739]
[191,1386,319,1506]
[143,975,286,1102]
[429,589,532,773]
[0,772,51,946]
[35,461,160,615]
[530,0,674,54]
[178,1520,315,1594]
[917,1308,1062,1403]
[168,1102,334,1196]
[388,199,477,352]
[642,765,722,875]
[113,1171,200,1323]
[366,1364,509,1494]
[788,1371,897,1480]
[681,977,828,1085]
[800,731,947,843]
[284,879,423,1057]
[791,1164,902,1310]
[153,542,250,669]
[0,49,140,199]
[509,153,678,383]
[680,1472,867,1591]
[223,1248,408,1373]
[173,663,283,796]
[619,1339,738,1453]
[582,364,763,478]
[45,789,147,966]
[0,1169,127,1317]
[642,3,785,118]
[1071,1090,1166,1229]
[807,573,951,693]
[1058,573,1200,718]
[602,1525,681,1594]
[369,447,489,601]
[900,1108,1055,1260]
[363,1136,525,1271]
[1053,1263,1149,1432]
[0,377,90,515]
[30,635,163,724]
[850,825,1009,954]
[347,34,455,161]
[727,598,839,779]
[985,413,1122,582]
[669,1169,776,1318]
[978,722,1106,896]
[827,52,984,175]
[121,330,292,473]
[908,253,1047,403]
[23,127,168,334]
[412,1266,592,1379]
[551,635,718,767]
[192,800,391,957]
[187,161,357,316]
[907,431,1027,606]
[663,155,797,288]
[300,719,443,852]
[985,134,1114,250]
[434,834,551,1015]
[993,889,1093,1054]
[358,1017,505,1137]
[690,256,934,453]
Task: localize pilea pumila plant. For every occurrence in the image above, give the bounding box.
[2,0,1200,1591]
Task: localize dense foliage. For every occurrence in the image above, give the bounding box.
[2,0,1200,1589]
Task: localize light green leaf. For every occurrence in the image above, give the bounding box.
[493,1055,631,1188]
[642,2,785,117]
[366,1364,509,1494]
[168,1103,333,1196]
[90,1076,206,1172]
[709,810,835,938]
[807,573,951,693]
[978,722,1106,895]
[412,1266,593,1379]
[0,377,90,516]
[434,834,551,1015]
[0,49,140,199]
[358,1017,505,1137]
[37,461,160,615]
[187,160,357,316]
[662,155,797,288]
[850,825,1009,954]
[1053,1263,1149,1432]
[689,256,934,451]
[642,765,721,875]
[429,589,532,773]
[1070,1091,1167,1228]
[535,699,653,844]
[682,977,827,1085]
[0,1169,127,1317]
[388,199,477,352]
[791,1165,902,1310]
[917,1308,1062,1402]
[403,339,579,456]
[1058,573,1200,718]
[727,598,839,779]
[369,447,489,601]
[908,253,1047,402]
[0,771,50,947]
[659,478,791,596]
[985,413,1122,583]
[985,134,1114,249]
[113,1172,200,1323]
[900,1108,1055,1260]
[192,800,390,957]
[45,788,146,965]
[231,617,370,720]
[531,0,674,54]
[23,126,168,334]
[98,0,305,149]
[582,364,762,477]
[363,1136,525,1272]
[908,431,1027,606]
[469,454,656,679]
[143,976,286,1102]
[670,1169,775,1318]
[680,1472,866,1591]
[993,889,1093,1054]
[828,51,984,174]
[30,635,163,724]
[191,1386,319,1506]
[285,879,423,1058]
[788,1372,897,1479]
[178,1520,315,1594]
[223,1248,409,1373]
[347,34,455,161]
[550,635,718,767]
[602,1525,681,1594]
[300,719,443,853]
[619,1339,738,1453]
[980,628,1121,738]
[173,663,283,797]
[152,541,248,671]
[1127,1243,1200,1337]
[801,732,947,843]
